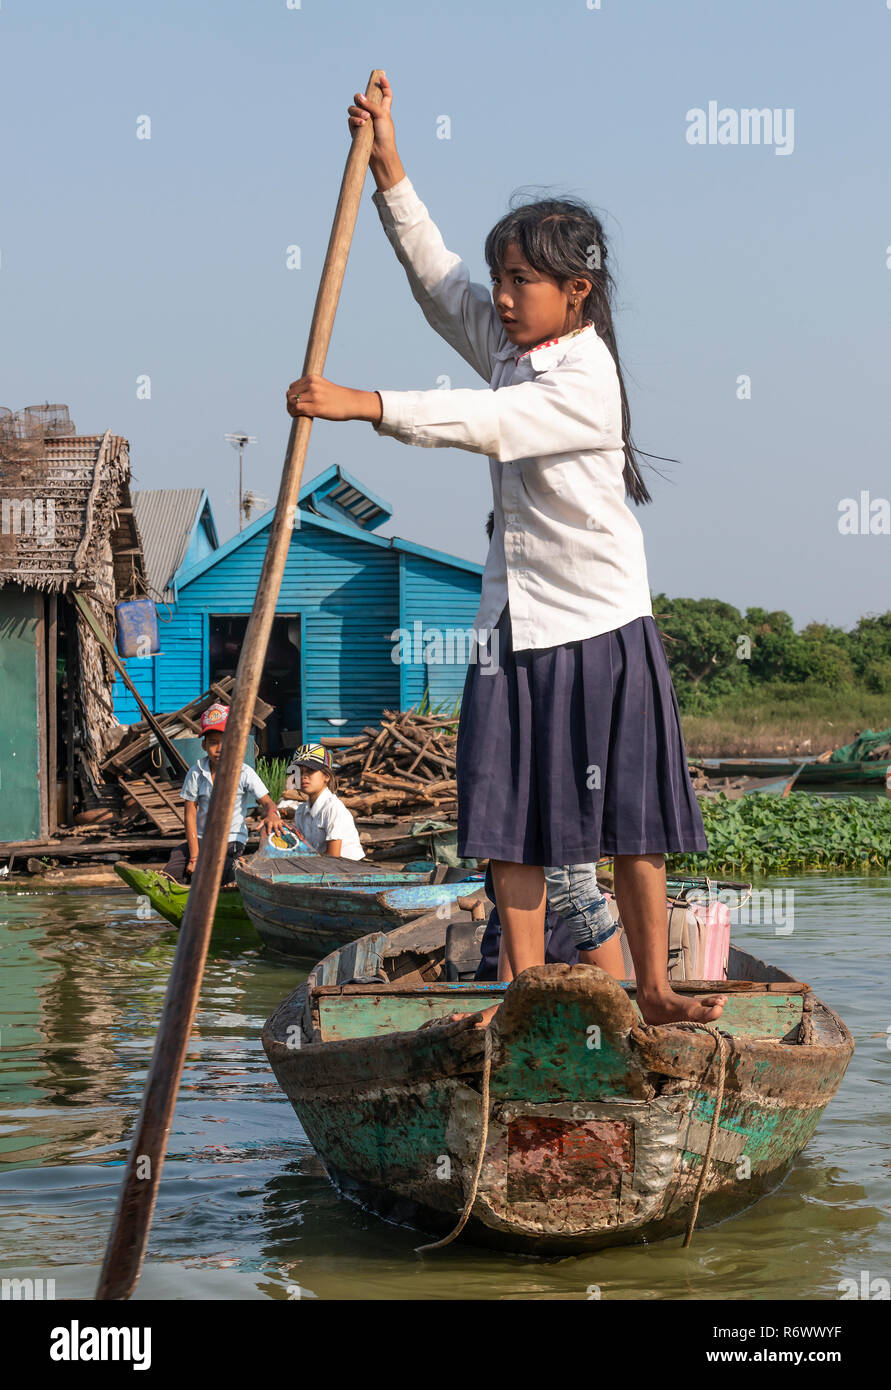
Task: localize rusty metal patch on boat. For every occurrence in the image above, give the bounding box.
[506,1117,634,1204]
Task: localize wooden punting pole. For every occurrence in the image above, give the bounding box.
[96,68,386,1301]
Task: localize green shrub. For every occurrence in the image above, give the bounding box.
[863,660,891,694]
[256,756,288,803]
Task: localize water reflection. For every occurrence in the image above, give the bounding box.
[0,876,887,1300]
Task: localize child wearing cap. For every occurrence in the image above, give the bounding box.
[163,702,282,886]
[278,744,365,861]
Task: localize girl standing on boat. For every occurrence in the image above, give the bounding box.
[286,76,725,1026]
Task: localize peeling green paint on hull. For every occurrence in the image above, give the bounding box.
[262,930,854,1255]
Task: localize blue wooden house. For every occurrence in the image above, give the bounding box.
[114,466,484,752]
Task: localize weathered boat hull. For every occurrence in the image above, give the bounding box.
[237,854,483,960]
[114,862,252,935]
[263,928,853,1255]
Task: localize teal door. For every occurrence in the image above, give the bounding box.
[0,588,43,841]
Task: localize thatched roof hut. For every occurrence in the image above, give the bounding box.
[0,410,146,841]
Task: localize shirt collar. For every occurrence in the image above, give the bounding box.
[515,320,595,365]
[308,787,333,814]
[494,320,595,366]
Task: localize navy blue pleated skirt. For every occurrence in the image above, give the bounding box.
[456,606,707,865]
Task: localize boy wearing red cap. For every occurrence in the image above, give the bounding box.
[163,702,282,886]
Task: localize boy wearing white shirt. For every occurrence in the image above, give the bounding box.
[278,744,365,861]
[164,702,282,886]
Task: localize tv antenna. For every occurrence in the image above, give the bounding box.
[241,489,269,526]
[225,432,258,531]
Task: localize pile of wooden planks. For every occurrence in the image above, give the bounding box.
[118,775,185,835]
[331,710,459,818]
[102,678,271,782]
[88,679,273,838]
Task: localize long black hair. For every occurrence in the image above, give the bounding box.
[484,192,653,506]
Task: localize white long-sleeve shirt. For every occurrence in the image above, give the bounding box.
[371,176,653,652]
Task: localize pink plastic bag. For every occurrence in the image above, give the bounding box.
[687,898,731,980]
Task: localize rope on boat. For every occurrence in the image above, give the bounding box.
[669,1022,729,1247]
[414,1015,728,1253]
[415,1026,494,1254]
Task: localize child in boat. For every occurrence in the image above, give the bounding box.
[541,863,622,972]
[479,861,625,980]
[277,743,366,861]
[164,702,282,886]
[284,76,724,1025]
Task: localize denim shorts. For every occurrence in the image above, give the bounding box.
[475,861,618,975]
[544,863,617,951]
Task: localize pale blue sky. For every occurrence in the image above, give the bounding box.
[2,0,889,627]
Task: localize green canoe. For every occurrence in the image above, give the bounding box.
[114,862,254,935]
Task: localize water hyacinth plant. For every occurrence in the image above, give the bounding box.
[669,793,891,875]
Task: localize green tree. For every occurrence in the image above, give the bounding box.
[862,659,891,693]
[653,595,748,702]
[849,613,891,680]
[794,624,855,685]
[744,607,799,681]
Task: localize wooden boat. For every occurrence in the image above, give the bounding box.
[700,757,800,781]
[701,756,888,787]
[801,728,891,784]
[236,850,485,960]
[696,766,802,799]
[797,759,889,786]
[263,908,853,1255]
[114,862,252,934]
[114,828,319,937]
[733,769,801,796]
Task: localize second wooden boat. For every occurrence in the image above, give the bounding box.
[701,756,888,786]
[236,850,484,960]
[698,768,803,798]
[797,759,889,785]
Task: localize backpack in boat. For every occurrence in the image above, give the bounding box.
[609,895,730,982]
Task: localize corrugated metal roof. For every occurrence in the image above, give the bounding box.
[133,488,206,601]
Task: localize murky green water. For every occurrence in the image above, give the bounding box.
[0,876,888,1301]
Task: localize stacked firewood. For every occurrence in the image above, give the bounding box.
[332,710,459,817]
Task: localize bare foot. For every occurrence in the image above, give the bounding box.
[446,1003,501,1030]
[636,990,727,1025]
